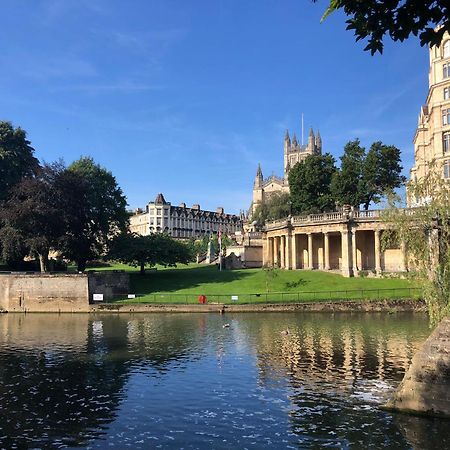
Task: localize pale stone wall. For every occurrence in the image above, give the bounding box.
[0,274,89,312]
[225,245,263,268]
[409,31,450,201]
[385,316,450,418]
[0,272,129,312]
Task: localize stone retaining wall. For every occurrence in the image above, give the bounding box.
[0,272,129,312]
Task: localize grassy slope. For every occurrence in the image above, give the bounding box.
[86,263,417,303]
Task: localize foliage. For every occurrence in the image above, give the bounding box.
[383,163,450,324]
[108,232,193,275]
[288,154,337,214]
[331,140,405,210]
[252,192,291,226]
[361,142,405,210]
[0,163,71,272]
[331,139,366,207]
[0,121,39,202]
[317,0,450,55]
[61,157,129,272]
[0,225,28,269]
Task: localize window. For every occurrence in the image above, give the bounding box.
[444,63,450,78]
[445,87,450,100]
[444,160,450,179]
[444,41,450,58]
[443,108,450,126]
[444,133,450,153]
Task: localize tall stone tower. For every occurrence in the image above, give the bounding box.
[252,163,264,212]
[251,124,323,216]
[283,127,322,177]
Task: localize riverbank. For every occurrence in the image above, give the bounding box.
[91,298,426,314]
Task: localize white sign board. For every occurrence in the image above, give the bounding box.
[93,293,104,302]
[127,294,136,299]
[231,295,239,302]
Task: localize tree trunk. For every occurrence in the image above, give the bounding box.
[39,253,49,272]
[77,259,87,273]
[140,262,145,275]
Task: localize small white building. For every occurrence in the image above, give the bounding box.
[130,193,243,239]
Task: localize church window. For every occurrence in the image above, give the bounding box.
[445,87,450,100]
[444,63,450,78]
[444,160,450,179]
[444,41,450,59]
[442,108,450,126]
[444,133,450,153]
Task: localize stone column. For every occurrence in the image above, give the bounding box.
[341,230,352,277]
[351,229,358,274]
[286,232,293,270]
[374,230,382,275]
[291,234,297,270]
[262,236,268,266]
[268,237,274,267]
[273,237,279,267]
[324,232,330,270]
[280,236,286,269]
[308,233,313,270]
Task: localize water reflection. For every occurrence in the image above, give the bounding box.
[0,312,448,449]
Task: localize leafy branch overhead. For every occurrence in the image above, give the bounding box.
[317,0,450,54]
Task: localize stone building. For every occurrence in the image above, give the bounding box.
[409,31,450,203]
[130,193,242,239]
[263,209,405,277]
[251,127,322,215]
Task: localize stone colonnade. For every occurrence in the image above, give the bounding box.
[264,226,405,277]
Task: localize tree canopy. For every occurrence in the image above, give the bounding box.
[331,140,405,210]
[252,192,291,226]
[331,139,366,207]
[0,163,74,272]
[318,0,450,54]
[61,157,129,272]
[0,121,39,202]
[109,233,193,275]
[288,154,337,214]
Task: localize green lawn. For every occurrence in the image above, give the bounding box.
[86,263,419,304]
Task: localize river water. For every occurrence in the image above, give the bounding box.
[0,312,448,449]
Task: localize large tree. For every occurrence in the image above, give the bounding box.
[288,154,337,214]
[0,121,39,202]
[0,163,72,272]
[317,0,450,54]
[360,141,405,210]
[108,233,193,275]
[331,139,366,207]
[61,157,129,272]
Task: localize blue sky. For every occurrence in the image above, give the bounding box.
[0,0,429,214]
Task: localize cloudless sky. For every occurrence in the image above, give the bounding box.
[0,0,429,213]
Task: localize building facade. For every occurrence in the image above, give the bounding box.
[130,193,242,239]
[410,32,450,198]
[263,210,405,277]
[252,127,322,215]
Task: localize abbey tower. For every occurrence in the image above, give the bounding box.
[251,127,322,215]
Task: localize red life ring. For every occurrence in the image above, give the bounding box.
[198,295,207,304]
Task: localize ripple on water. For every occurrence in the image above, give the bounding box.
[0,312,447,449]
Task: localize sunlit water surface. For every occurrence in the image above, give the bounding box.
[0,312,448,449]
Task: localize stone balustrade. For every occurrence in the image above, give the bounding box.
[266,209,387,230]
